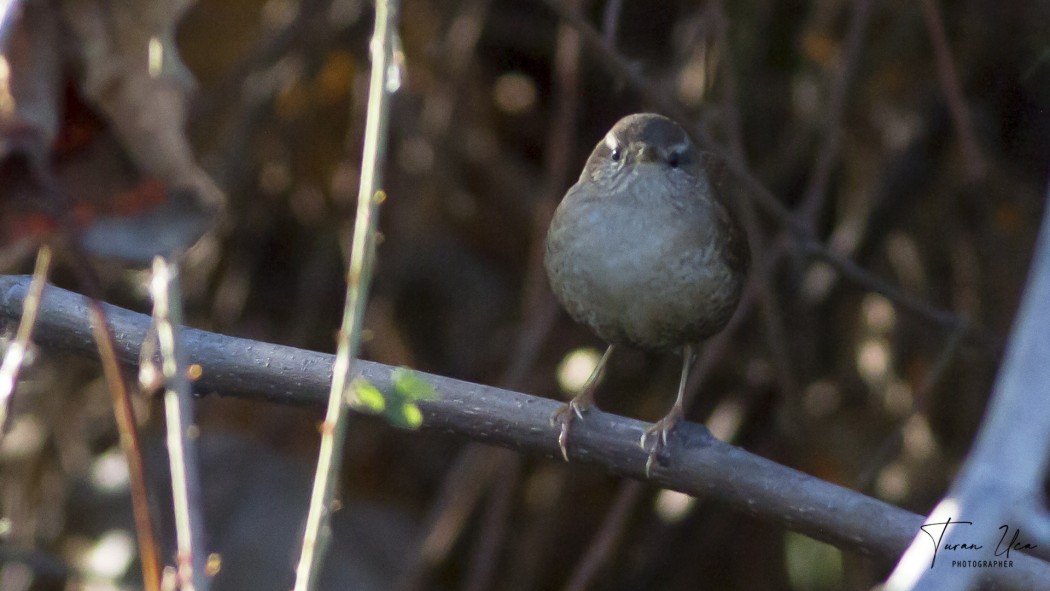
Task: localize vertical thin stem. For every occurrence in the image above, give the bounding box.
[293,1,400,589]
[86,300,162,591]
[920,0,985,181]
[798,0,873,229]
[0,245,51,433]
[150,257,208,591]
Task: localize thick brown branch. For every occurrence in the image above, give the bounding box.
[0,276,1046,589]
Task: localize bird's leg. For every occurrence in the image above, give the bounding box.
[641,343,696,476]
[551,345,614,461]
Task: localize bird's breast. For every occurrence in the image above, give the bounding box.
[545,179,744,350]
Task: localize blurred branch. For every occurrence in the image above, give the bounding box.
[600,0,623,46]
[0,245,50,434]
[408,1,581,586]
[565,480,643,591]
[1,277,1048,589]
[535,0,976,337]
[919,0,986,181]
[458,2,587,587]
[886,184,1050,588]
[294,0,401,588]
[81,290,162,591]
[798,0,873,229]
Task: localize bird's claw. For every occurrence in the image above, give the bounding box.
[551,400,588,462]
[640,413,682,478]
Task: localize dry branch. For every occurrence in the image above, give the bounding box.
[0,276,1047,589]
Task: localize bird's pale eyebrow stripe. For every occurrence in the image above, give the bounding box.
[604,131,619,151]
[666,138,692,155]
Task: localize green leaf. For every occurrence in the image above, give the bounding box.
[345,369,434,429]
[386,402,424,429]
[348,377,385,413]
[391,367,437,402]
[402,403,423,427]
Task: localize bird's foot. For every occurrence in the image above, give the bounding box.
[551,398,592,462]
[640,406,684,477]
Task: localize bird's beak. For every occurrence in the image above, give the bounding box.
[633,143,661,164]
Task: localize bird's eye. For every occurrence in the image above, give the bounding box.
[667,151,680,168]
[610,147,622,162]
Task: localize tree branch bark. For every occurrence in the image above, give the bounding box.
[0,275,1047,589]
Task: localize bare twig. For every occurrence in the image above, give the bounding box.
[84,297,162,591]
[150,257,208,591]
[857,323,968,493]
[412,2,584,586]
[919,0,986,181]
[31,144,167,590]
[293,0,401,588]
[0,245,51,434]
[9,88,164,591]
[463,457,520,591]
[601,0,623,46]
[798,0,874,229]
[460,2,589,581]
[413,446,507,571]
[801,240,964,330]
[705,0,800,401]
[3,278,1048,590]
[564,481,644,591]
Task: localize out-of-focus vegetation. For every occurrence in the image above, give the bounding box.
[2,0,1049,589]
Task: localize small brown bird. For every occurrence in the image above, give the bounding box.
[545,113,749,474]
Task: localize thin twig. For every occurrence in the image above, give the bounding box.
[293,0,401,588]
[458,2,588,586]
[463,457,520,591]
[411,3,583,586]
[564,481,644,591]
[798,0,874,229]
[801,239,963,330]
[601,0,623,46]
[708,0,799,400]
[856,322,968,493]
[919,0,986,181]
[17,104,164,591]
[85,298,162,591]
[43,154,165,590]
[0,245,51,434]
[709,0,744,162]
[150,257,208,591]
[2,278,1050,590]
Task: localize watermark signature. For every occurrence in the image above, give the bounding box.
[920,517,1037,568]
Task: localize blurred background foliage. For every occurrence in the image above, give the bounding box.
[2,0,1049,589]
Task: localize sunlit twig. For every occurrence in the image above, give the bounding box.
[150,257,208,591]
[293,0,401,588]
[0,245,51,434]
